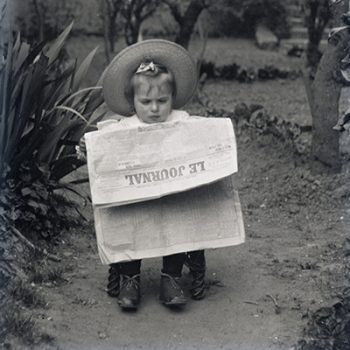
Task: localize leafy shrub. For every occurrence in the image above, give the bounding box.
[16,0,82,42]
[207,0,290,39]
[1,22,104,181]
[10,278,47,308]
[0,20,104,239]
[200,60,299,82]
[296,289,350,350]
[242,0,290,38]
[0,163,82,239]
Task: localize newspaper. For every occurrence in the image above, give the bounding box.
[94,177,245,264]
[85,117,237,207]
[86,116,244,264]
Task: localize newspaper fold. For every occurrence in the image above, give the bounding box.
[85,117,237,207]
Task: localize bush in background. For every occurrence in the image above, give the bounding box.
[0,21,104,240]
[13,0,290,43]
[15,0,82,42]
[207,0,290,39]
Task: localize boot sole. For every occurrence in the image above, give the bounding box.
[161,296,187,306]
[118,303,138,310]
[118,299,139,310]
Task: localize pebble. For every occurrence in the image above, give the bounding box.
[98,332,107,339]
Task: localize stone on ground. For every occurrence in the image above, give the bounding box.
[255,24,279,50]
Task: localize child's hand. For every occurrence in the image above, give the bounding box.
[75,136,87,161]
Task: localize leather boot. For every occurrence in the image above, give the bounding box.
[159,273,187,306]
[186,251,206,300]
[118,274,141,310]
[107,263,120,297]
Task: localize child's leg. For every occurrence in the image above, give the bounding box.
[162,253,186,277]
[117,260,142,310]
[160,253,187,306]
[107,260,142,297]
[119,260,141,276]
[186,250,206,300]
[107,263,121,297]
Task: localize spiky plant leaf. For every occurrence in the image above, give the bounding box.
[0,36,13,171]
[13,42,30,77]
[37,115,81,164]
[44,21,74,66]
[72,46,98,92]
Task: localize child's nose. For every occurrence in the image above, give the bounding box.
[151,101,159,112]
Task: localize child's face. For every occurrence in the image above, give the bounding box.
[133,75,173,124]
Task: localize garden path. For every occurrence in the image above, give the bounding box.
[31,129,347,350]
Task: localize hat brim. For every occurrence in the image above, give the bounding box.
[102,39,198,116]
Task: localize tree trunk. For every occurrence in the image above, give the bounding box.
[108,11,118,53]
[304,0,330,70]
[174,0,207,49]
[310,0,349,172]
[311,41,344,172]
[124,21,139,45]
[306,31,323,71]
[100,0,111,62]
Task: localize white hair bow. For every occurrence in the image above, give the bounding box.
[136,61,156,74]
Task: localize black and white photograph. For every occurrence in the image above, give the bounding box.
[1,0,350,349]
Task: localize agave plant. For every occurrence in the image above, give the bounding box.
[0,20,105,239]
[0,21,105,183]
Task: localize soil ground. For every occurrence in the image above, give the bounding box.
[6,37,350,349]
[27,129,349,350]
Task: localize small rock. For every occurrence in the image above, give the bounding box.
[98,332,107,339]
[289,205,300,214]
[63,251,73,257]
[88,298,97,306]
[255,24,279,50]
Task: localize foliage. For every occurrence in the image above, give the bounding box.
[120,0,161,45]
[296,288,350,350]
[196,90,311,156]
[18,0,82,42]
[0,213,68,346]
[10,277,47,308]
[1,292,54,346]
[98,0,160,56]
[0,16,102,343]
[2,310,36,344]
[0,19,104,240]
[0,163,83,240]
[208,0,290,39]
[0,22,104,183]
[200,61,299,82]
[100,0,124,61]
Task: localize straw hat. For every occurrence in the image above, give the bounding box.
[102,39,198,116]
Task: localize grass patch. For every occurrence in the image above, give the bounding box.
[10,279,47,308]
[3,312,36,344]
[2,309,55,346]
[28,265,65,284]
[1,290,55,347]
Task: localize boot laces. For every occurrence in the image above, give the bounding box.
[161,273,184,295]
[120,274,140,290]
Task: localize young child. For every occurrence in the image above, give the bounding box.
[81,40,206,310]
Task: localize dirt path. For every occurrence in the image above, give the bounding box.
[27,129,348,350]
